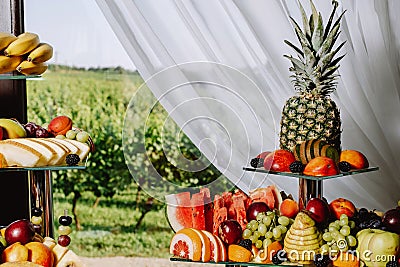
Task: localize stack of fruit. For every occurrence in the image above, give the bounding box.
[0,32,53,75]
[0,216,85,267]
[0,116,93,168]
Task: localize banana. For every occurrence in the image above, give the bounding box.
[16,60,47,75]
[0,118,27,138]
[0,55,23,74]
[4,32,40,56]
[0,32,17,51]
[27,43,53,63]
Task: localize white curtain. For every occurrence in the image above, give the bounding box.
[95,0,400,211]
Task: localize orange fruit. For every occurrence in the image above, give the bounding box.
[170,228,202,261]
[279,199,299,218]
[228,244,252,263]
[340,150,369,169]
[254,241,283,264]
[201,230,221,263]
[191,228,211,262]
[303,156,339,176]
[333,252,360,267]
[214,234,227,262]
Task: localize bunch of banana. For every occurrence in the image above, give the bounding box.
[0,31,53,75]
[43,237,87,267]
[283,212,323,264]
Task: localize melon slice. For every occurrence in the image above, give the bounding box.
[200,188,214,233]
[165,192,192,232]
[191,192,206,230]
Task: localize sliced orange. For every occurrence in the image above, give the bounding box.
[333,252,360,267]
[228,244,252,263]
[214,234,227,262]
[191,228,211,262]
[201,230,221,263]
[170,228,202,261]
[254,241,283,264]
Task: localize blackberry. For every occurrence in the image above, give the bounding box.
[238,239,252,251]
[31,207,43,217]
[339,161,351,172]
[386,261,398,267]
[314,254,331,267]
[289,161,304,173]
[272,250,287,265]
[250,158,263,168]
[66,154,80,166]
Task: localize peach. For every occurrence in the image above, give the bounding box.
[279,199,299,218]
[2,242,29,262]
[340,150,369,169]
[263,149,295,172]
[25,242,54,267]
[329,198,356,219]
[303,156,339,176]
[47,115,73,136]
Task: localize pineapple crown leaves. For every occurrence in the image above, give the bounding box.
[284,0,346,96]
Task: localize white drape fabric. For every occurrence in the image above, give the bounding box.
[96,0,400,211]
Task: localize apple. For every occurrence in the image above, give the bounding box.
[47,115,73,136]
[303,156,339,176]
[246,202,270,221]
[329,198,356,219]
[25,241,54,267]
[306,198,330,224]
[5,219,35,245]
[263,149,296,172]
[280,199,299,219]
[382,208,400,234]
[256,151,271,159]
[1,242,29,262]
[218,220,242,245]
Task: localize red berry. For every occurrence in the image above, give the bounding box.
[58,235,71,247]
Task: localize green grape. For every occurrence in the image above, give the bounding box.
[246,223,252,230]
[329,222,339,230]
[336,233,345,241]
[243,229,252,239]
[331,244,339,253]
[320,244,330,254]
[272,227,282,239]
[277,225,287,234]
[340,214,348,220]
[258,224,267,236]
[340,225,351,236]
[289,218,295,225]
[346,235,357,247]
[251,221,259,232]
[255,239,263,249]
[262,216,272,226]
[275,236,283,242]
[265,231,273,239]
[339,217,349,226]
[327,240,334,246]
[256,213,265,222]
[330,230,339,239]
[349,220,356,229]
[253,230,261,239]
[263,238,272,248]
[333,220,341,228]
[66,130,77,140]
[278,216,290,226]
[249,235,258,243]
[266,211,273,216]
[322,232,333,242]
[76,131,90,143]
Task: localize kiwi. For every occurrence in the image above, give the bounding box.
[293,139,339,164]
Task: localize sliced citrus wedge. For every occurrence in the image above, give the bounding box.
[201,230,221,263]
[170,228,202,261]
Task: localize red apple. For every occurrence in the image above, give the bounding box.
[1,242,29,262]
[246,202,270,221]
[5,219,35,245]
[25,241,54,267]
[382,208,400,234]
[263,149,296,172]
[47,115,73,136]
[218,220,242,245]
[329,198,356,219]
[306,198,330,224]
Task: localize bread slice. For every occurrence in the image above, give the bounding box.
[0,139,43,167]
[34,138,69,165]
[11,138,57,166]
[63,139,90,161]
[49,139,79,154]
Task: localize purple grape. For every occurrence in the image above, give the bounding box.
[35,127,52,138]
[24,122,39,137]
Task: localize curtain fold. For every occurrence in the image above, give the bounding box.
[96,0,400,210]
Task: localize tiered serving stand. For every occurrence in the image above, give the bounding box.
[171,166,379,266]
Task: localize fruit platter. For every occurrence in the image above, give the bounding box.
[0,210,85,267]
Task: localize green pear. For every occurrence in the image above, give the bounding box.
[357,229,399,267]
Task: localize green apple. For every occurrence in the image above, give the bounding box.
[357,229,400,267]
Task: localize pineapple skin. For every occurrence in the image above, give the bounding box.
[279,94,341,152]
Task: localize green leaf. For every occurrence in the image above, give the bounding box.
[323,0,339,40]
[309,0,319,29]
[289,16,312,51]
[317,23,340,57]
[311,13,324,51]
[284,40,304,58]
[298,0,311,38]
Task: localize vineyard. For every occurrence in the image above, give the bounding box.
[26,66,230,257]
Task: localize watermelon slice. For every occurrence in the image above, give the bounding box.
[249,185,283,210]
[165,192,192,232]
[232,194,247,230]
[213,194,228,235]
[191,192,206,230]
[200,188,214,233]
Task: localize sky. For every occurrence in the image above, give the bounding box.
[24,0,136,70]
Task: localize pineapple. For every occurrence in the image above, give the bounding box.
[279,0,345,152]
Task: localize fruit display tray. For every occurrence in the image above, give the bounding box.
[0,74,42,80]
[0,164,86,172]
[242,167,379,181]
[170,257,302,266]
